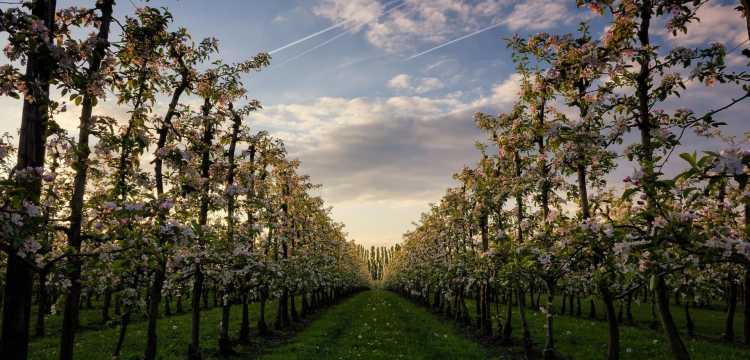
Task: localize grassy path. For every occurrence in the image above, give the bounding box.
[260,290,490,360]
[26,289,749,359]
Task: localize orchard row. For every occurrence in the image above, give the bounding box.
[0,2,369,360]
[384,1,750,360]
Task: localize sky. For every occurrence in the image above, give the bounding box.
[1,0,749,247]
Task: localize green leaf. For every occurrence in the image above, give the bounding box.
[649,275,657,291]
[679,152,697,167]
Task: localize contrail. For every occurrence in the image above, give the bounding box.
[269,0,404,55]
[272,1,409,68]
[406,22,504,61]
[269,23,346,55]
[275,31,352,68]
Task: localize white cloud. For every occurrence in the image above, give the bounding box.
[470,72,522,107]
[657,3,746,47]
[416,77,445,93]
[313,0,573,53]
[387,73,445,94]
[251,75,522,203]
[387,73,412,89]
[313,0,386,31]
[473,0,507,17]
[502,0,570,30]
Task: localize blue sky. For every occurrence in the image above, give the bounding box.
[1,0,749,246]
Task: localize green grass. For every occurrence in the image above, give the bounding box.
[545,294,745,340]
[462,296,750,360]
[24,290,750,359]
[260,290,491,360]
[28,298,289,360]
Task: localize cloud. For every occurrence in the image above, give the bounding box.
[313,0,573,53]
[313,0,387,32]
[272,15,288,23]
[416,77,445,93]
[300,107,481,203]
[387,73,412,89]
[657,3,746,47]
[254,71,749,244]
[470,72,522,107]
[387,73,445,94]
[249,69,750,212]
[502,0,570,30]
[251,73,522,206]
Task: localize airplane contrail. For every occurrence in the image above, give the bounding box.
[269,0,404,55]
[269,23,346,55]
[271,1,409,68]
[275,31,352,68]
[406,21,504,61]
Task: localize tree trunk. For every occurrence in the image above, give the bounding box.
[164,295,171,317]
[240,294,250,342]
[626,293,633,324]
[34,271,48,337]
[188,269,204,360]
[1,1,56,359]
[144,56,189,359]
[290,292,299,322]
[633,0,689,355]
[601,287,620,360]
[475,288,482,328]
[275,290,289,329]
[567,294,574,316]
[202,287,209,310]
[176,295,183,313]
[144,266,166,360]
[655,275,690,360]
[258,289,269,335]
[543,281,556,360]
[685,301,694,338]
[102,288,112,324]
[503,290,513,344]
[481,284,492,337]
[114,294,121,316]
[740,0,750,54]
[301,291,310,317]
[744,268,750,344]
[518,290,532,359]
[218,300,232,355]
[188,98,214,360]
[112,310,131,358]
[59,2,115,359]
[86,290,93,309]
[459,291,470,325]
[723,279,738,342]
[650,294,658,329]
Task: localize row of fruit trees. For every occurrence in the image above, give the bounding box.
[0,2,369,360]
[384,1,750,359]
